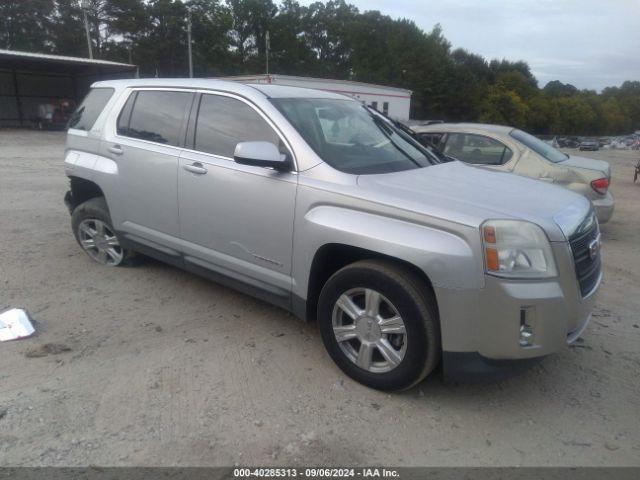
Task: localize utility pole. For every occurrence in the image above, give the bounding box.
[80,0,93,59]
[187,9,193,78]
[265,30,270,74]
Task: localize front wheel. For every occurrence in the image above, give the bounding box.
[71,197,135,267]
[318,260,441,391]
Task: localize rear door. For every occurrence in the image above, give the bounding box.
[177,92,297,303]
[101,89,194,253]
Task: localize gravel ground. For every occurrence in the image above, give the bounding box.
[0,130,638,466]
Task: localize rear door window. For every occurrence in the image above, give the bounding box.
[443,133,513,165]
[193,94,282,158]
[68,87,114,131]
[118,90,192,146]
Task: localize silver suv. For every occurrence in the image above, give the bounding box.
[64,79,601,391]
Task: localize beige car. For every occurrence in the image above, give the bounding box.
[412,123,614,223]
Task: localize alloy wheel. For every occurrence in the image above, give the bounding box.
[77,218,124,266]
[331,287,407,373]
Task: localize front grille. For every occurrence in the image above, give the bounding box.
[568,216,601,297]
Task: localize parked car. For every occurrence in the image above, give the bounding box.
[64,80,601,390]
[556,136,581,148]
[579,138,600,151]
[412,123,614,223]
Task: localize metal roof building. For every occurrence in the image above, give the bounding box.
[221,74,413,121]
[0,49,137,127]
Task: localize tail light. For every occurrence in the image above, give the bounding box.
[591,177,609,195]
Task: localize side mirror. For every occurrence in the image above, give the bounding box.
[234,141,289,171]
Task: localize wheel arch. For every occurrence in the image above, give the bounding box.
[303,243,438,323]
[66,176,106,212]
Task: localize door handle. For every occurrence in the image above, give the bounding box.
[538,176,554,182]
[183,162,208,175]
[108,145,123,155]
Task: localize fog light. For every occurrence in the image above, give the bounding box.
[519,308,534,347]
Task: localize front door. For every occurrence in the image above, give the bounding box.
[177,92,297,302]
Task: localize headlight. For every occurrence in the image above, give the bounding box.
[482,220,557,278]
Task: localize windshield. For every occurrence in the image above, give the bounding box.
[510,129,568,163]
[270,98,434,174]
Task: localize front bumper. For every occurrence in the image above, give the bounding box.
[437,242,600,381]
[592,191,614,224]
[443,352,545,382]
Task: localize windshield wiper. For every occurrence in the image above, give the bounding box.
[368,113,423,167]
[365,107,442,166]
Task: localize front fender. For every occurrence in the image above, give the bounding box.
[294,205,483,300]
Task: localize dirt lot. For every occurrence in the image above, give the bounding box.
[0,130,638,466]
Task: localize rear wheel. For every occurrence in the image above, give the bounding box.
[71,197,135,267]
[318,260,440,391]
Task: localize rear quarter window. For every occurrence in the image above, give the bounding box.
[68,87,114,131]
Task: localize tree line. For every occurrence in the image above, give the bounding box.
[2,0,639,135]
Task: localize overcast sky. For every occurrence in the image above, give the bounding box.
[299,0,639,91]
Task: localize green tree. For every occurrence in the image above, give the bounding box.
[613,81,640,131]
[599,97,629,134]
[0,0,54,51]
[269,0,318,74]
[186,0,234,75]
[136,0,189,76]
[50,0,147,60]
[1,0,638,135]
[227,0,277,70]
[495,70,537,100]
[555,96,596,135]
[49,0,86,57]
[542,80,578,97]
[479,86,529,128]
[526,94,560,134]
[302,0,359,78]
[445,49,492,120]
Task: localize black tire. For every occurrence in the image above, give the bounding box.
[318,259,441,391]
[71,197,136,266]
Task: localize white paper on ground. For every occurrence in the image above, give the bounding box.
[0,308,35,341]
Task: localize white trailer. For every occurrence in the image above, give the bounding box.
[220,74,412,121]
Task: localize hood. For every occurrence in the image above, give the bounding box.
[558,154,610,178]
[357,161,591,241]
